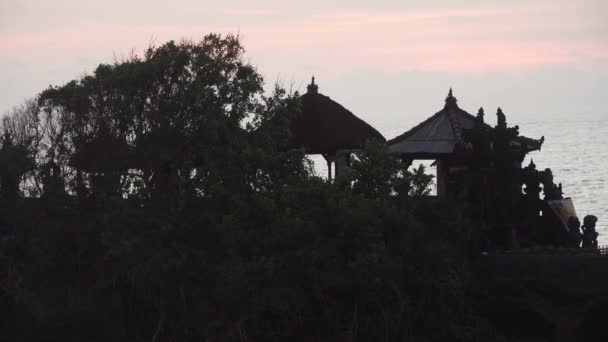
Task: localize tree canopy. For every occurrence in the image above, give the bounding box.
[0,34,504,342]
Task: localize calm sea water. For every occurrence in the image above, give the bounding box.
[311,113,607,243]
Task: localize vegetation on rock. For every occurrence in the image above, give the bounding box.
[0,34,501,341]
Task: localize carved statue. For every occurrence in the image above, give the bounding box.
[522,160,542,199]
[541,168,563,200]
[496,107,507,130]
[495,108,520,139]
[473,108,491,155]
[582,215,598,249]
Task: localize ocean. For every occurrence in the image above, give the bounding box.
[311,112,607,243]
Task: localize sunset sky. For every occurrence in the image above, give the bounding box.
[1,0,607,131]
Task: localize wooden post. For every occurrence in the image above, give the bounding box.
[334,150,350,178]
[436,159,447,200]
[323,154,334,181]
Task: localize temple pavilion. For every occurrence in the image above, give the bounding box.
[284,80,573,248]
[285,80,544,205]
[290,77,385,179]
[388,89,543,201]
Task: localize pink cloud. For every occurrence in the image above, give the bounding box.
[1,2,606,77]
[311,6,524,25]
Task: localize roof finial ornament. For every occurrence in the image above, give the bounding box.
[307,75,319,94]
[444,87,458,108]
[477,107,484,118]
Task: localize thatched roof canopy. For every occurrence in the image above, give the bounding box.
[290,77,385,155]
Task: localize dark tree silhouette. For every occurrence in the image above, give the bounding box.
[0,34,504,342]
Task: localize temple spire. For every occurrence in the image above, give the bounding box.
[307,75,319,94]
[444,87,458,108]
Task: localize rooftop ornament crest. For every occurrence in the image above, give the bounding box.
[307,75,319,94]
[444,87,458,108]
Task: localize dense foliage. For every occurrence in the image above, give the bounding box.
[0,35,500,341]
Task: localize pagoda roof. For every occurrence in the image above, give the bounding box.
[290,77,386,155]
[388,89,543,157]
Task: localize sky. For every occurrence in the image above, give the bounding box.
[1,0,607,134]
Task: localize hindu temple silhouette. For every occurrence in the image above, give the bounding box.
[288,76,385,180]
[270,78,605,341]
[0,72,605,342]
[0,77,600,251]
[285,77,597,252]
